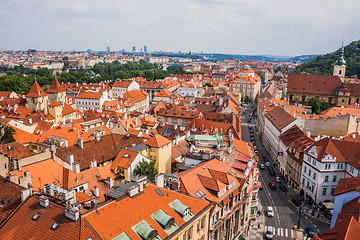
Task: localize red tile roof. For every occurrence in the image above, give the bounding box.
[0,195,80,240]
[82,183,211,240]
[316,217,360,240]
[333,176,360,196]
[0,176,24,225]
[47,79,66,93]
[265,106,296,131]
[144,134,172,148]
[25,82,47,98]
[287,74,341,95]
[178,159,246,203]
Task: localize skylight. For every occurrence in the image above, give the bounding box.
[51,222,60,230]
[32,213,42,221]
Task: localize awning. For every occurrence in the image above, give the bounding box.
[223,197,230,205]
[323,202,334,210]
[233,190,239,196]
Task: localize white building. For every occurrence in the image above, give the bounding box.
[175,87,204,100]
[300,137,360,204]
[75,91,108,110]
[112,80,140,98]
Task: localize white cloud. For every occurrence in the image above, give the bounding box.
[0,0,359,55]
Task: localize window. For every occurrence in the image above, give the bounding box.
[333,176,337,182]
[325,176,329,182]
[308,169,311,175]
[304,166,307,173]
[322,188,327,196]
[313,172,316,180]
[331,187,336,195]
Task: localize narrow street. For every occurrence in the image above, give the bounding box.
[241,103,330,239]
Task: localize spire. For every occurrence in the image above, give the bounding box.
[338,41,346,66]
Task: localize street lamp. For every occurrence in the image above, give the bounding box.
[297,206,303,229]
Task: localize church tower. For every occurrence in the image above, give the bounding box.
[25,81,48,111]
[333,42,346,82]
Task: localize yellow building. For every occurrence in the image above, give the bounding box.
[143,135,172,174]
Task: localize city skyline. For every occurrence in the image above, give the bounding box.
[1,0,359,56]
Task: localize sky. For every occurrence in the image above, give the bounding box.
[0,0,360,56]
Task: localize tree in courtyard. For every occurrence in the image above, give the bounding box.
[0,124,15,144]
[244,95,251,103]
[203,82,214,87]
[307,97,329,114]
[133,160,158,180]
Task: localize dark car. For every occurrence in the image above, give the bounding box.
[269,182,276,189]
[279,185,288,192]
[259,164,265,170]
[292,198,301,207]
[306,227,315,237]
[250,133,254,137]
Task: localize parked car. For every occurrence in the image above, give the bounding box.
[268,182,276,189]
[265,161,270,167]
[254,145,257,150]
[259,164,265,170]
[292,198,301,207]
[279,185,288,192]
[275,176,281,183]
[250,132,254,137]
[265,226,274,239]
[267,207,274,217]
[306,227,315,237]
[247,119,251,122]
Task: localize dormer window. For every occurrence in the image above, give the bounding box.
[217,187,226,198]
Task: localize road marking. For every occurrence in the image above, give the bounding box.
[291,230,294,238]
[284,228,288,237]
[304,215,308,220]
[280,228,283,236]
[277,227,280,236]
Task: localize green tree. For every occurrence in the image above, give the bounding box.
[203,82,214,87]
[306,97,329,114]
[133,160,158,180]
[244,95,251,103]
[0,123,15,144]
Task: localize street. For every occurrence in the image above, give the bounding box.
[241,103,330,239]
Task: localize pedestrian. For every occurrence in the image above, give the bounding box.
[258,223,260,229]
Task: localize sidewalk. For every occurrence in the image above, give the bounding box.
[247,204,266,240]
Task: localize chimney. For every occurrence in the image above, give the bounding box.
[77,138,83,149]
[28,118,32,125]
[62,117,66,125]
[306,131,311,138]
[9,174,18,184]
[125,121,129,132]
[66,154,74,165]
[73,163,80,174]
[43,107,48,115]
[353,134,356,139]
[13,104,18,113]
[134,176,147,192]
[89,159,97,168]
[61,189,77,204]
[65,204,80,221]
[50,144,56,159]
[107,177,113,189]
[21,183,33,202]
[64,140,68,148]
[39,195,50,208]
[128,185,139,197]
[135,117,138,126]
[155,174,164,188]
[93,186,99,197]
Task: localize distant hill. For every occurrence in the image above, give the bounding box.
[289,55,318,63]
[295,40,360,78]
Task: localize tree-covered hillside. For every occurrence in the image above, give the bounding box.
[295,40,360,78]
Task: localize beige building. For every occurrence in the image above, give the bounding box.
[46,79,66,104]
[229,68,261,101]
[25,82,48,111]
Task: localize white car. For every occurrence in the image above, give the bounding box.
[265,226,274,239]
[275,176,281,183]
[267,207,274,217]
